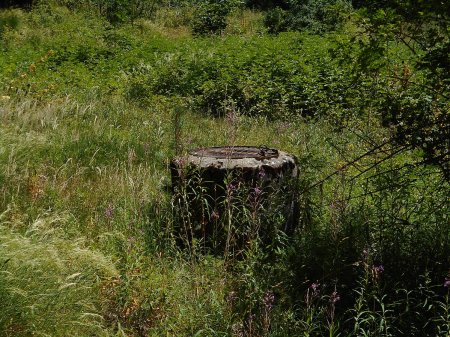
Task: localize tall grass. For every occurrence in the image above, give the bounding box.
[0,210,118,336]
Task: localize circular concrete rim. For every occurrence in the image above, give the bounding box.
[183,146,297,171]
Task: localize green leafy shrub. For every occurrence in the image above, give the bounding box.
[245,0,288,10]
[263,6,288,34]
[191,0,239,36]
[125,33,361,120]
[263,0,353,34]
[342,0,450,178]
[288,0,352,33]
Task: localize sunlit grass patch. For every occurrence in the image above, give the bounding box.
[0,210,118,336]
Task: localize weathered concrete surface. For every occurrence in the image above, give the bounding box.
[172,146,298,183]
[186,147,297,173]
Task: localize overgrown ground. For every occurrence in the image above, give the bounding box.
[0,1,449,336]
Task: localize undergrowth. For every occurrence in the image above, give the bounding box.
[0,2,449,336]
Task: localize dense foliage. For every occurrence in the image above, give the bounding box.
[0,1,449,336]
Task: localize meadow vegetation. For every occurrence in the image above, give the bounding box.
[0,0,449,336]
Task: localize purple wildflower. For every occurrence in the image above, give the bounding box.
[258,168,267,179]
[374,265,384,273]
[253,186,262,197]
[210,210,220,221]
[305,282,320,308]
[310,282,320,296]
[330,291,340,304]
[444,278,450,288]
[371,264,385,280]
[226,182,237,193]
